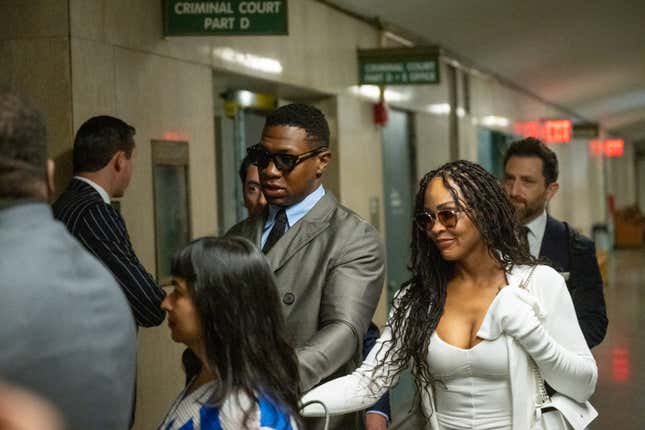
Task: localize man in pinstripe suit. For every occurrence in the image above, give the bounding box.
[53,116,166,328]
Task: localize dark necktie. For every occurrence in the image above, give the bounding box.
[520,225,531,254]
[262,208,288,254]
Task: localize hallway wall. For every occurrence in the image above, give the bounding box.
[0,1,74,196]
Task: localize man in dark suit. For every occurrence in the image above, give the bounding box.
[227,104,385,429]
[53,116,165,327]
[503,137,608,348]
[0,89,136,429]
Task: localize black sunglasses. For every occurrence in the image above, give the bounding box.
[247,144,328,172]
[415,208,462,230]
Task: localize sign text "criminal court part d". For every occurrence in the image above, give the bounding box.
[164,0,288,36]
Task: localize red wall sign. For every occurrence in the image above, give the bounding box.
[589,140,604,156]
[604,139,625,157]
[589,139,625,157]
[543,120,572,143]
[513,119,572,144]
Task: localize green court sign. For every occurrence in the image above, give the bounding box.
[163,1,288,36]
[358,47,440,85]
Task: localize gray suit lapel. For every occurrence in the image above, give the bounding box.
[266,193,336,272]
[230,212,265,246]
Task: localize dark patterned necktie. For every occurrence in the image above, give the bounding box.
[520,225,531,254]
[262,208,288,254]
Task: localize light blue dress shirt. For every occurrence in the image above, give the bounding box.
[261,185,325,249]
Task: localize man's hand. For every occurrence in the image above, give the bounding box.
[365,412,388,430]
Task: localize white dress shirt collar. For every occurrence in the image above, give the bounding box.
[74,176,111,204]
[524,209,548,258]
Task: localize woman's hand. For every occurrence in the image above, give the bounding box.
[478,285,546,341]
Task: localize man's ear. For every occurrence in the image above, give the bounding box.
[46,159,55,199]
[545,181,559,202]
[113,151,126,172]
[315,151,331,178]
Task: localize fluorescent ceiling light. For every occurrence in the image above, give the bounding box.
[426,103,450,115]
[212,47,282,75]
[349,85,409,103]
[425,104,466,117]
[481,115,510,128]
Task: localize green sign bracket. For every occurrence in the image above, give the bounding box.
[358,46,441,85]
[163,0,289,36]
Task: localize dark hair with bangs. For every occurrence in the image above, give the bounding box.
[171,236,302,428]
[264,103,329,148]
[374,160,536,421]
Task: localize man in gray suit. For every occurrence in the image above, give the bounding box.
[228,103,385,429]
[0,89,137,429]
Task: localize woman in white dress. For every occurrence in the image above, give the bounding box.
[301,160,597,429]
[158,237,302,430]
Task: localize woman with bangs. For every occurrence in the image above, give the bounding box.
[301,160,597,429]
[158,236,301,430]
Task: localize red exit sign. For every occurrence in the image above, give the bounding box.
[589,139,624,157]
[514,119,572,143]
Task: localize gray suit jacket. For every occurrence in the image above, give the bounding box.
[0,202,137,430]
[227,193,385,427]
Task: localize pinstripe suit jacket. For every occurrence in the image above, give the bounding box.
[53,179,165,327]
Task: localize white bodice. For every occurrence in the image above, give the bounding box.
[427,332,512,430]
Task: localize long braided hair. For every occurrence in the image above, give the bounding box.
[376,160,536,419]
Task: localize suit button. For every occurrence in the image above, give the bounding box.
[282,292,295,305]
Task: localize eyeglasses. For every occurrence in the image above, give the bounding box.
[415,208,462,230]
[247,144,328,172]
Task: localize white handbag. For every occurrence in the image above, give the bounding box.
[519,266,598,430]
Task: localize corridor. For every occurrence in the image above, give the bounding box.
[592,249,645,429]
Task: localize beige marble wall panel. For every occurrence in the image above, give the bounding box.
[336,93,387,326]
[71,38,117,127]
[336,94,382,220]
[415,112,450,180]
[549,140,597,234]
[458,118,478,162]
[314,97,340,199]
[607,142,637,209]
[0,37,74,195]
[0,0,69,40]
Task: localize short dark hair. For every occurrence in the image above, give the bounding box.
[238,153,254,185]
[73,115,135,173]
[264,103,330,147]
[0,88,48,199]
[503,137,559,185]
[171,236,302,427]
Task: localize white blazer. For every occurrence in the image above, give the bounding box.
[301,264,598,429]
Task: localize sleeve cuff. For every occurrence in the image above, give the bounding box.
[365,410,390,422]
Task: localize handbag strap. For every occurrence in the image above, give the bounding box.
[518,265,551,408]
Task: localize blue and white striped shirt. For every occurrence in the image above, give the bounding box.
[159,379,298,430]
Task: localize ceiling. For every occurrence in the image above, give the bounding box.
[326,0,645,151]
